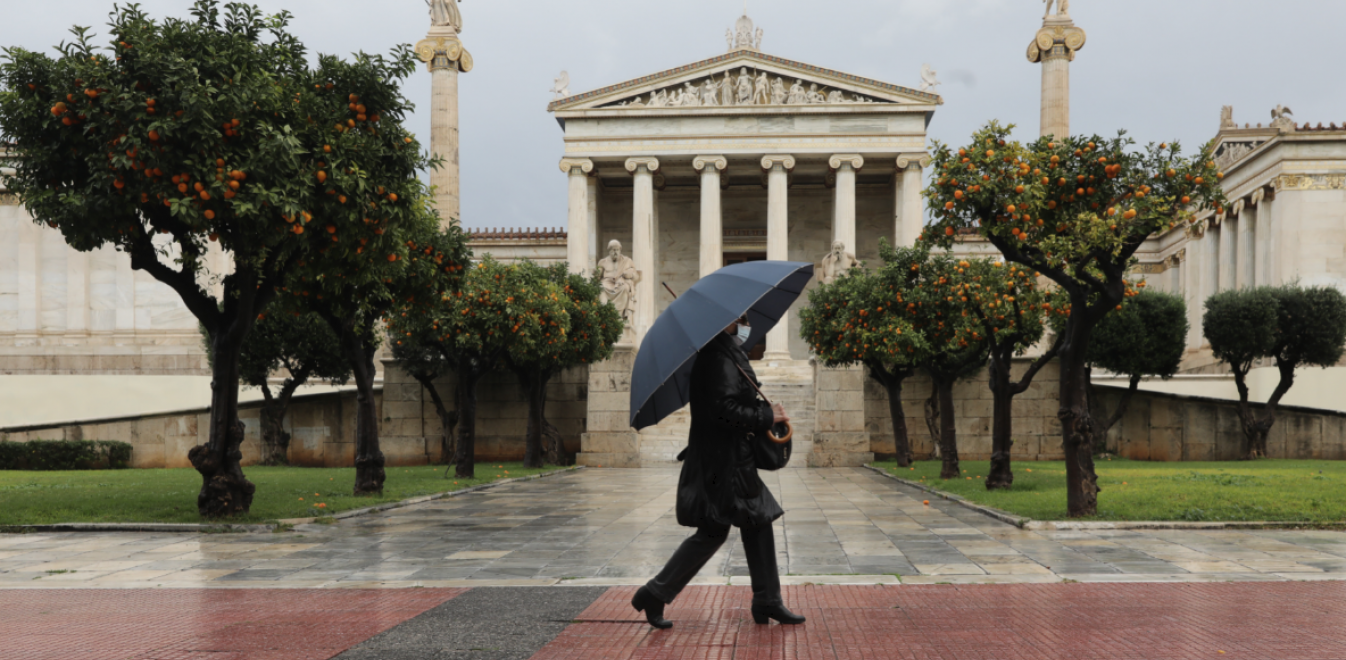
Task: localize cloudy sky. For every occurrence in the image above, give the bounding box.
[4,0,1345,230]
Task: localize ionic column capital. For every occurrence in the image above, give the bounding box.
[829,154,865,171]
[760,155,796,172]
[415,34,473,73]
[1232,199,1246,216]
[693,155,728,172]
[1250,189,1266,205]
[559,158,594,175]
[896,154,931,170]
[625,157,661,174]
[1027,24,1086,63]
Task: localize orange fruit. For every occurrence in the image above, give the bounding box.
[204,210,216,220]
[316,171,327,183]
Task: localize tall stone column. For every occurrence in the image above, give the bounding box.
[625,157,660,344]
[560,158,594,275]
[1184,229,1203,349]
[1251,189,1268,287]
[896,155,929,247]
[1236,200,1254,289]
[415,24,473,225]
[1217,217,1235,292]
[1027,16,1086,139]
[694,156,728,278]
[586,177,600,276]
[762,155,795,361]
[830,155,863,253]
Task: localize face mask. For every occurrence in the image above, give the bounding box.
[735,324,752,345]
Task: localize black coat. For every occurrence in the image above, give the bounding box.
[675,332,784,529]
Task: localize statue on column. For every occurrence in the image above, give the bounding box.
[426,0,463,31]
[1043,0,1070,18]
[818,241,858,285]
[597,240,640,328]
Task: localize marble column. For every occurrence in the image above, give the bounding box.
[830,155,864,253]
[694,156,728,278]
[1236,200,1254,289]
[1028,17,1086,139]
[415,26,473,225]
[625,157,660,344]
[586,177,600,276]
[1217,216,1235,293]
[896,156,928,247]
[1184,235,1202,349]
[560,158,594,275]
[762,155,795,361]
[1252,189,1268,286]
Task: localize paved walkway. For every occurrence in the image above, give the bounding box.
[3,468,1345,588]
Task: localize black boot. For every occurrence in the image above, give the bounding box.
[751,603,806,625]
[631,586,673,629]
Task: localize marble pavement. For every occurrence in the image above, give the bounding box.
[3,468,1346,590]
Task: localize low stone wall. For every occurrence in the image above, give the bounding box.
[864,360,1065,462]
[1095,386,1346,461]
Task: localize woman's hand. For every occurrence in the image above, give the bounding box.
[772,403,790,425]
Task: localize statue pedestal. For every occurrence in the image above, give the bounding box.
[577,345,642,468]
[809,363,873,467]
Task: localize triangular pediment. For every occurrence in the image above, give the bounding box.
[548,50,941,113]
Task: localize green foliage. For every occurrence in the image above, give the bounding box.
[1205,285,1346,373]
[505,262,623,373]
[876,242,987,380]
[231,311,350,390]
[0,440,132,470]
[1082,289,1188,379]
[798,250,926,372]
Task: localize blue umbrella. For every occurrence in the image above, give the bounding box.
[629,261,815,430]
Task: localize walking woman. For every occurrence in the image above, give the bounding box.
[631,317,806,629]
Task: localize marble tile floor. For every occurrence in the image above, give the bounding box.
[2,468,1345,589]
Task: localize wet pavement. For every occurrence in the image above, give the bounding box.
[3,468,1345,589]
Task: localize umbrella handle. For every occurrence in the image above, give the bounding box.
[735,364,792,445]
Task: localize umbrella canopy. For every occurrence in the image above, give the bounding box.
[629,261,815,430]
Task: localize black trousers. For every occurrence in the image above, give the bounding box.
[645,523,781,606]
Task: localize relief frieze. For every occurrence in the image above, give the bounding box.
[605,67,886,109]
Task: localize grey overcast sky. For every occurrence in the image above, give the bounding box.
[4,0,1345,230]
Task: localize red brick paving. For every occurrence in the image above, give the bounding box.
[533,583,1346,660]
[0,588,465,660]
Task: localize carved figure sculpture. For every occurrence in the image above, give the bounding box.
[826,90,845,104]
[755,28,764,51]
[818,241,858,285]
[648,90,667,108]
[1043,0,1070,18]
[1272,105,1294,120]
[806,84,824,104]
[720,73,735,106]
[597,240,639,326]
[426,0,463,30]
[770,77,787,105]
[736,68,755,105]
[682,82,702,106]
[549,71,570,100]
[1220,106,1236,129]
[919,64,941,93]
[754,72,770,105]
[726,29,734,52]
[701,79,720,106]
[787,80,807,104]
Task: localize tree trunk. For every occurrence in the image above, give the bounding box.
[454,365,480,478]
[869,365,913,467]
[1235,359,1294,460]
[1059,339,1100,517]
[333,321,384,497]
[519,369,545,468]
[536,374,572,466]
[986,354,1014,490]
[258,392,290,467]
[188,332,256,517]
[417,374,457,466]
[933,374,960,479]
[923,387,941,458]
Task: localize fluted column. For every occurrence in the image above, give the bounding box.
[1028,18,1086,139]
[1236,200,1253,289]
[626,157,660,344]
[830,154,863,254]
[586,177,600,276]
[694,156,728,278]
[1217,216,1235,292]
[1251,189,1268,287]
[1184,230,1203,349]
[416,26,473,225]
[896,155,929,247]
[762,155,795,361]
[560,158,594,275]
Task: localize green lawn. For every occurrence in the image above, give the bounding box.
[876,458,1346,523]
[0,462,559,526]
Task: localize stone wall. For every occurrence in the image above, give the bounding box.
[864,359,1065,462]
[1096,385,1346,461]
[381,359,589,464]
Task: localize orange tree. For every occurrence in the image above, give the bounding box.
[0,1,434,516]
[389,257,568,479]
[877,243,988,479]
[284,212,469,495]
[955,258,1058,490]
[923,121,1225,516]
[506,263,622,468]
[799,258,929,467]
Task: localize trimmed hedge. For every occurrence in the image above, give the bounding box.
[0,440,133,470]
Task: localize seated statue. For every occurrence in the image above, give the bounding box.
[818,241,858,284]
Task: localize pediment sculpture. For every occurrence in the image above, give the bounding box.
[609,68,882,109]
